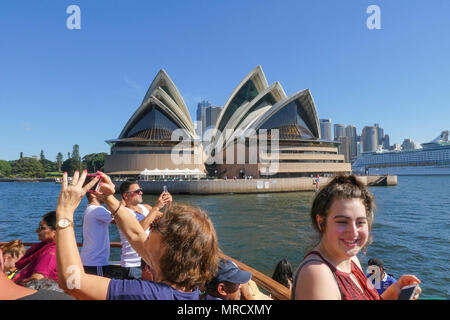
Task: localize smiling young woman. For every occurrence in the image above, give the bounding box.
[292,175,421,300]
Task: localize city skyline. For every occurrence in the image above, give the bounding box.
[1,1,449,161]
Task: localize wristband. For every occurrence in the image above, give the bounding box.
[111,202,122,219]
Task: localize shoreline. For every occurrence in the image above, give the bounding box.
[0,175,398,194]
[113,175,397,195]
[0,177,56,182]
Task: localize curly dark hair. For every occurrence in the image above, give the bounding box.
[156,204,219,291]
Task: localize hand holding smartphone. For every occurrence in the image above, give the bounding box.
[398,283,419,300]
[83,174,102,192]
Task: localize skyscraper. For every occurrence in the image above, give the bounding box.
[337,136,350,163]
[320,119,332,140]
[374,123,384,146]
[362,126,378,152]
[383,134,390,150]
[334,124,345,141]
[196,100,211,136]
[203,106,223,133]
[401,138,416,150]
[345,125,358,161]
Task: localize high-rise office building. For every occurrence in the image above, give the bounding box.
[383,134,390,150]
[374,123,384,146]
[356,141,362,157]
[334,124,345,141]
[203,106,223,133]
[196,100,211,136]
[345,125,358,161]
[320,119,332,140]
[336,136,350,163]
[362,126,378,152]
[401,138,416,151]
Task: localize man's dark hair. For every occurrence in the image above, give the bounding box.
[368,258,384,269]
[118,180,138,196]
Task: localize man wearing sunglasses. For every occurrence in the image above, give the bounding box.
[117,180,172,280]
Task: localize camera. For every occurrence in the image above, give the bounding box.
[398,283,419,300]
[83,174,102,192]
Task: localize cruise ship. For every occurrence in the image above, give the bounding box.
[352,131,450,175]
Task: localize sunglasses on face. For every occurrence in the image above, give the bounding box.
[127,189,143,195]
[37,225,49,231]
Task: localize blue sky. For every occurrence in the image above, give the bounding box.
[1,0,449,161]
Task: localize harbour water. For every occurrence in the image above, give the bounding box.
[0,176,448,298]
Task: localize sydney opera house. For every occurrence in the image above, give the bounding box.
[104,66,351,178]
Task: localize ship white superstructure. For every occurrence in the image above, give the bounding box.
[352,131,450,175]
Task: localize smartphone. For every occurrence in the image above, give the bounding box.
[398,283,419,300]
[163,185,168,193]
[83,174,102,192]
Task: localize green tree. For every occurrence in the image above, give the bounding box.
[72,145,80,161]
[83,153,107,173]
[41,159,58,172]
[11,157,45,178]
[61,158,79,175]
[72,144,82,171]
[0,160,12,177]
[56,152,63,172]
[38,149,57,172]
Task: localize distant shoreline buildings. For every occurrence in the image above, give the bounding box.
[318,119,421,163]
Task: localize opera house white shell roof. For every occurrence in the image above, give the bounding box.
[113,66,322,150]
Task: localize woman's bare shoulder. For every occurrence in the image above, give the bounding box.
[294,255,340,300]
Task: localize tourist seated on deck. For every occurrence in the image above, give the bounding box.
[14,211,58,285]
[271,259,293,290]
[292,175,422,300]
[0,240,26,281]
[55,170,218,300]
[203,259,254,300]
[366,258,397,295]
[0,249,73,300]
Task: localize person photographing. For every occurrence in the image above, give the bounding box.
[116,180,172,279]
[55,170,218,300]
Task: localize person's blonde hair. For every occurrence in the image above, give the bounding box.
[0,240,26,259]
